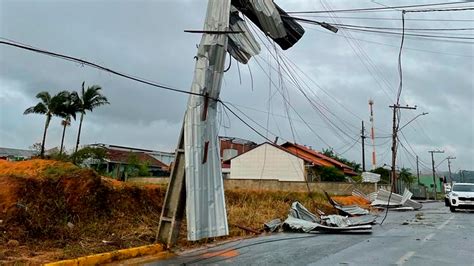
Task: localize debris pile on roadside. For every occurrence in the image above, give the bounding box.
[325,191,370,216]
[264,201,375,234]
[371,188,423,211]
[263,187,424,234]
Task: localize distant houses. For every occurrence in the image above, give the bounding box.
[86,143,172,178]
[2,136,361,183]
[0,147,37,161]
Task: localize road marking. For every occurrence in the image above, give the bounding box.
[437,215,455,230]
[396,251,416,265]
[423,233,435,242]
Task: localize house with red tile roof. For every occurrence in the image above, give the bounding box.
[281,142,358,176]
[227,142,358,182]
[86,144,170,179]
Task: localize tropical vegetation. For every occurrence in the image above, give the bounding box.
[23,82,108,157]
[74,82,109,152]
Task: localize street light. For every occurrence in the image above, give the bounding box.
[398,112,428,132]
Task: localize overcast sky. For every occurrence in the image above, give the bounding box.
[1,0,473,174]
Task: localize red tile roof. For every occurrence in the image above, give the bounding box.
[105,149,168,169]
[281,142,357,176]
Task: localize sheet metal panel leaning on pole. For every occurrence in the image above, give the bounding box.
[184,0,231,241]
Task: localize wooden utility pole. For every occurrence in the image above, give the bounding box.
[428,150,444,200]
[361,120,367,172]
[389,104,416,193]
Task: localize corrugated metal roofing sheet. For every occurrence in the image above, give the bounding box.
[227,7,261,64]
[282,201,373,232]
[184,0,230,241]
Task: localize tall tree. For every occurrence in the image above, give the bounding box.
[24,91,70,157]
[74,82,109,152]
[59,117,71,155]
[58,91,79,155]
[322,148,361,173]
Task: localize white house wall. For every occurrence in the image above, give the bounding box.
[230,143,305,181]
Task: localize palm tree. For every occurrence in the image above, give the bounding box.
[24,91,70,157]
[59,117,71,155]
[400,168,415,188]
[74,82,109,152]
[58,91,79,155]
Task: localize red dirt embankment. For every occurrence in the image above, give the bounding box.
[0,159,165,263]
[0,159,334,264]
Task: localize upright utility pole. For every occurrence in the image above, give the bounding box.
[390,104,416,193]
[428,150,444,200]
[361,120,367,172]
[368,100,376,170]
[416,155,420,185]
[447,156,456,182]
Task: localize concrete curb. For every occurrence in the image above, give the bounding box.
[44,243,166,266]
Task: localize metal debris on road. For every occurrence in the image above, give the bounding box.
[264,219,282,233]
[371,188,422,210]
[280,202,374,233]
[352,189,371,202]
[324,191,370,216]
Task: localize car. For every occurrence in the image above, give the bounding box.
[449,183,474,212]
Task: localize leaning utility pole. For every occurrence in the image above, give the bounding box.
[361,120,367,172]
[157,0,307,248]
[157,0,232,247]
[428,150,444,200]
[390,104,416,193]
[447,156,456,182]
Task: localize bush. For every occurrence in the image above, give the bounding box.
[317,166,346,182]
[70,147,106,170]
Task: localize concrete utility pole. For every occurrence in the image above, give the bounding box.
[390,104,416,193]
[416,155,420,185]
[447,156,456,182]
[368,100,376,170]
[361,120,367,172]
[157,0,231,247]
[429,150,444,200]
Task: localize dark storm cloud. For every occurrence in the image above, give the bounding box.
[0,0,472,171]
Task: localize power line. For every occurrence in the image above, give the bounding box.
[247,24,360,149]
[289,17,474,31]
[0,37,305,151]
[290,17,474,41]
[288,1,471,14]
[293,14,474,22]
[330,24,474,32]
[307,26,474,57]
[339,27,474,40]
[0,39,208,99]
[406,7,474,13]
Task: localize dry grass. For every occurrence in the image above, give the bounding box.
[0,159,335,264]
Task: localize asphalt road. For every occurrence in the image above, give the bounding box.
[146,202,473,265]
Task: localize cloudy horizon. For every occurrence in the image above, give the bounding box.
[1,0,473,174]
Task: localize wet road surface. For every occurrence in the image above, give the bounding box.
[144,202,473,265]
